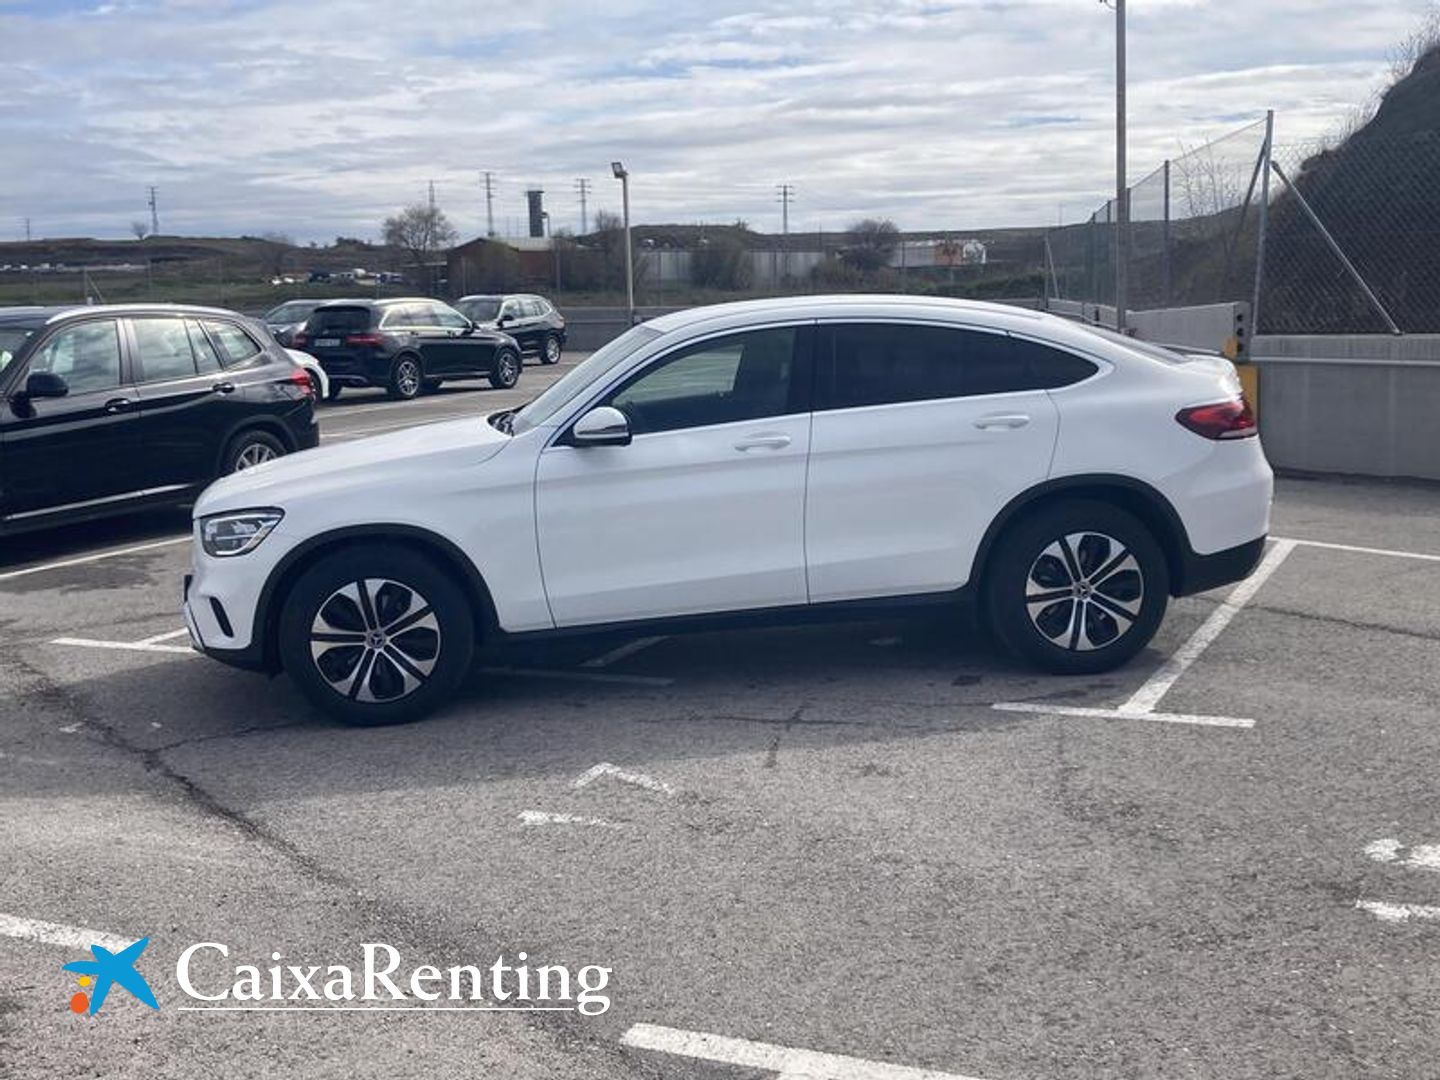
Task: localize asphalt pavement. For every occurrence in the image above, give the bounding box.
[2,361,1438,1079]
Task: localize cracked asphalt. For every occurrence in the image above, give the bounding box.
[2,379,1438,1080]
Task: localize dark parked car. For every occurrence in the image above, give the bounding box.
[262,299,327,347]
[293,298,522,401]
[0,304,318,536]
[454,294,566,365]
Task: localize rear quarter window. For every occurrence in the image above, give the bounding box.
[202,321,262,366]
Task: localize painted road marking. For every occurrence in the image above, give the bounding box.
[137,628,193,645]
[992,538,1297,729]
[1356,900,1440,924]
[1278,536,1440,564]
[574,762,676,797]
[582,635,668,668]
[1365,838,1440,872]
[0,913,135,953]
[517,810,622,828]
[621,1022,992,1080]
[51,636,194,655]
[0,537,188,582]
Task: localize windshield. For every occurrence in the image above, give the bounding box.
[0,326,36,375]
[458,298,502,321]
[511,324,661,435]
[265,301,318,324]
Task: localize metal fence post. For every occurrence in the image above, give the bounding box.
[1250,110,1274,337]
[1161,159,1172,307]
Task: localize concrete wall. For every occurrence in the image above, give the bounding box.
[1250,335,1440,481]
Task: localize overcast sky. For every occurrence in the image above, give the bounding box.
[0,0,1425,242]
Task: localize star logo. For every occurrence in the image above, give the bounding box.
[64,937,159,1016]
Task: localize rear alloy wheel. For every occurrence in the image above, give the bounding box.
[224,430,286,475]
[541,334,562,365]
[387,355,423,400]
[277,545,475,725]
[985,500,1169,674]
[488,348,521,389]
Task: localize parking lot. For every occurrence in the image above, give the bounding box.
[2,364,1438,1078]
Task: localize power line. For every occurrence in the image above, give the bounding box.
[575,177,592,234]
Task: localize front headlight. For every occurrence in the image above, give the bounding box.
[200,509,284,557]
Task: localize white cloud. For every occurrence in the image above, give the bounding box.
[0,0,1425,240]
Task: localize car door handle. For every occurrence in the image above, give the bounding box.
[212,382,236,395]
[733,433,792,451]
[103,397,133,414]
[973,413,1030,430]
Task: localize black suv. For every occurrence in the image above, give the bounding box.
[0,304,318,535]
[294,298,522,401]
[454,294,566,365]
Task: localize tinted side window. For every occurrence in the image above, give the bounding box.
[132,318,199,382]
[187,320,224,373]
[1010,338,1099,389]
[605,328,798,435]
[522,299,544,317]
[29,320,122,394]
[429,304,470,329]
[203,321,261,365]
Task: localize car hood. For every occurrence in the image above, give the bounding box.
[195,416,511,517]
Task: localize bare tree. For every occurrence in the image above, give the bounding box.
[842,218,900,274]
[130,221,149,240]
[382,203,458,292]
[1390,3,1440,81]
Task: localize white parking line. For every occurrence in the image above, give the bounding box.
[51,636,194,655]
[517,810,622,828]
[992,538,1297,730]
[574,762,676,796]
[138,628,194,645]
[1355,900,1440,924]
[0,536,188,582]
[1278,536,1440,563]
[621,1022,992,1080]
[0,913,135,953]
[1365,838,1440,872]
[582,636,668,668]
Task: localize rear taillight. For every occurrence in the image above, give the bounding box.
[1176,398,1257,440]
[346,333,384,347]
[291,330,308,347]
[289,367,316,397]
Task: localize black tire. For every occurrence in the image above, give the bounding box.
[421,377,443,394]
[277,544,477,726]
[386,354,423,400]
[222,429,286,475]
[326,383,343,402]
[540,334,562,365]
[488,348,521,389]
[984,499,1169,675]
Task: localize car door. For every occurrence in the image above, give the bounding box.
[427,302,490,373]
[496,298,529,352]
[0,317,140,521]
[406,303,466,376]
[130,316,247,491]
[803,322,1063,603]
[535,324,812,626]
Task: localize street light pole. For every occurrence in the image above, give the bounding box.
[1113,0,1128,332]
[612,161,635,326]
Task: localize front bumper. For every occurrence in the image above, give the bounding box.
[183,573,272,671]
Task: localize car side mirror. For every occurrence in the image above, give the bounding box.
[25,371,69,399]
[570,406,631,447]
[497,314,511,327]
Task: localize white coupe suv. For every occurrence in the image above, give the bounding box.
[184,296,1272,725]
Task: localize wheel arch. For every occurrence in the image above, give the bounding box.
[972,474,1193,599]
[215,419,297,475]
[252,524,499,673]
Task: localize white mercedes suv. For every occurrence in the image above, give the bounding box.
[184,296,1272,725]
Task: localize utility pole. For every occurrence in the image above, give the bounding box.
[482,172,496,237]
[23,217,31,242]
[148,186,159,236]
[575,177,591,234]
[1110,0,1128,331]
[777,183,794,283]
[612,162,634,326]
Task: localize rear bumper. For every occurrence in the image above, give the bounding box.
[1173,535,1268,597]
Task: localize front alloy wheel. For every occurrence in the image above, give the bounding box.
[310,579,441,703]
[278,545,476,725]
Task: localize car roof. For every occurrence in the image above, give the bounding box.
[0,303,256,326]
[312,296,437,310]
[643,294,1046,334]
